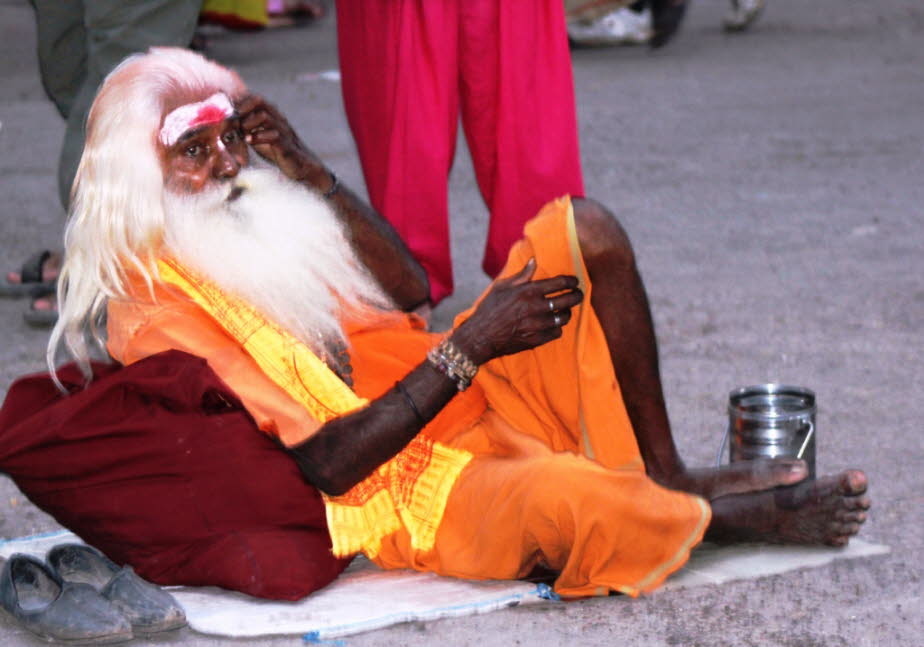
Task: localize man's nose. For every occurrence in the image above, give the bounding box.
[212,144,241,179]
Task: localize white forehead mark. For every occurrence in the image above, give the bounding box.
[159,93,234,148]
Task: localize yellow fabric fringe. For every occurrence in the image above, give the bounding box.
[157,259,471,557]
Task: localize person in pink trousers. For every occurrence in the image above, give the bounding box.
[336,0,585,305]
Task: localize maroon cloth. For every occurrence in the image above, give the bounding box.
[0,350,350,600]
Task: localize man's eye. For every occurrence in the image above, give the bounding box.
[184,144,202,157]
[223,129,242,145]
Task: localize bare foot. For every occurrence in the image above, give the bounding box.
[707,470,870,546]
[268,1,324,28]
[6,250,61,285]
[31,293,57,312]
[666,458,809,500]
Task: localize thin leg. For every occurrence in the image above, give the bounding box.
[573,198,809,498]
[572,198,870,543]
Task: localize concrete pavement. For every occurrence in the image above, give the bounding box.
[0,0,922,644]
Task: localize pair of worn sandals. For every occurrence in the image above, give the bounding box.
[0,543,185,644]
[0,250,59,328]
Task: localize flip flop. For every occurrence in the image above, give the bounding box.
[23,285,58,329]
[0,250,58,298]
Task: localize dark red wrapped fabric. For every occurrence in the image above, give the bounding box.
[0,350,350,600]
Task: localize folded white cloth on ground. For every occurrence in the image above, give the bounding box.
[0,530,889,640]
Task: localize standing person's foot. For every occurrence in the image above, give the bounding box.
[267,1,325,29]
[568,6,652,47]
[724,0,765,32]
[649,0,689,49]
[23,289,58,328]
[1,250,61,297]
[189,28,209,53]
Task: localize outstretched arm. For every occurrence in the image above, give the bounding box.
[236,94,430,311]
[289,260,585,495]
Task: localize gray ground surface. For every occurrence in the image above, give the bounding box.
[0,0,921,644]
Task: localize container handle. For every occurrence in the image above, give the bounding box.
[716,426,730,468]
[796,421,814,460]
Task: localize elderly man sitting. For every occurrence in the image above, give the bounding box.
[16,47,869,602]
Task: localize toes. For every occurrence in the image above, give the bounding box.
[811,470,869,502]
[734,458,809,491]
[32,297,55,311]
[844,494,872,511]
[841,521,862,536]
[836,509,867,524]
[765,458,809,484]
[829,519,861,537]
[839,470,868,495]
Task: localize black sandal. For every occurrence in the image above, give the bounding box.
[0,250,59,298]
[23,284,58,329]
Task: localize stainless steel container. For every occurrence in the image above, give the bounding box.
[725,384,816,478]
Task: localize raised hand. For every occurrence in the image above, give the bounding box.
[235,94,330,188]
[451,258,584,365]
[235,94,429,310]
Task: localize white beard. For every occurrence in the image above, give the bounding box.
[162,166,393,357]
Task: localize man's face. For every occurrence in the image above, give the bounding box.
[160,116,249,195]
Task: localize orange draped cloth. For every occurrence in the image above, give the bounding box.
[115,260,472,560]
[107,196,709,597]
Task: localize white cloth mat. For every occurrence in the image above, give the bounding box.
[0,530,889,640]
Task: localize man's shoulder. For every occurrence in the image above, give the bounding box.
[108,289,202,328]
[106,289,221,362]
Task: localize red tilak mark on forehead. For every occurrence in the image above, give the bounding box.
[190,104,228,128]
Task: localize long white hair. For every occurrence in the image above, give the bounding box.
[48,47,246,382]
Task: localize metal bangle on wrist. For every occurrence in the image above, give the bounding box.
[394,380,425,426]
[426,338,478,391]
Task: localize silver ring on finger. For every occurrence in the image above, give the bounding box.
[553,313,562,327]
[548,299,555,312]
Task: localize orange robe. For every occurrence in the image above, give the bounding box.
[107,197,709,597]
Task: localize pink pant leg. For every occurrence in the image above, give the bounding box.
[459,0,585,278]
[336,0,460,303]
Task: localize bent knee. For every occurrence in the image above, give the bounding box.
[573,197,636,270]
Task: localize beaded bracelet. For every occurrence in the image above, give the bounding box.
[426,338,478,391]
